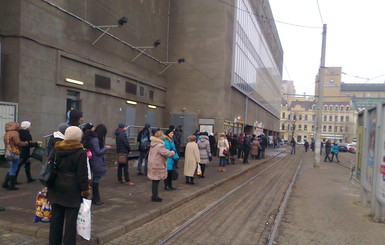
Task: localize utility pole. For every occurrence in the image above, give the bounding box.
[314,24,327,168]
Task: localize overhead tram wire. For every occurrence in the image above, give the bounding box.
[315,0,324,25]
[341,72,385,82]
[91,0,217,82]
[216,0,322,29]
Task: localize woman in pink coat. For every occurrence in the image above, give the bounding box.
[147,131,175,202]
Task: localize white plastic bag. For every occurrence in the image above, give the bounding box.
[86,157,92,180]
[77,198,92,240]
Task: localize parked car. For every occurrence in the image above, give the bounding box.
[338,143,349,152]
[347,144,356,154]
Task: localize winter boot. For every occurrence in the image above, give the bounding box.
[25,162,36,183]
[8,176,19,191]
[2,173,10,189]
[92,183,104,205]
[189,177,195,185]
[185,176,190,184]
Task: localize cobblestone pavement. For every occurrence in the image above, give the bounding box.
[106,150,299,245]
[0,231,46,245]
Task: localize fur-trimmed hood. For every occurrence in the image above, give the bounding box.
[150,136,164,145]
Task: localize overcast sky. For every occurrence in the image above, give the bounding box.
[269,0,385,96]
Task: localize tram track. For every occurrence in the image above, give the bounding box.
[107,149,303,245]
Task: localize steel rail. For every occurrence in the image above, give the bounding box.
[157,149,290,245]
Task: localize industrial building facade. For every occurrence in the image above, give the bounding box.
[0,0,283,144]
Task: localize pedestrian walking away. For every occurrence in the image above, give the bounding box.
[331,142,340,162]
[15,121,39,184]
[243,134,252,164]
[115,123,135,186]
[2,122,28,191]
[324,140,332,162]
[229,133,238,164]
[147,131,175,202]
[290,138,296,155]
[304,140,309,152]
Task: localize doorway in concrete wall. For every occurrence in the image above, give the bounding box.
[66,90,81,122]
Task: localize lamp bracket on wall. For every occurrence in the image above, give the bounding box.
[131,40,161,62]
[158,58,186,75]
[92,17,128,45]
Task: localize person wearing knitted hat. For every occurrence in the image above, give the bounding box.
[47,123,69,157]
[115,123,135,185]
[47,126,90,245]
[163,129,179,190]
[147,131,175,202]
[68,109,83,127]
[15,121,39,184]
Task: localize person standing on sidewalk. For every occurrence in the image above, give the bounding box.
[2,122,28,191]
[197,132,211,178]
[87,124,111,205]
[174,125,183,167]
[237,133,244,160]
[184,135,200,184]
[137,124,151,175]
[147,131,175,202]
[243,134,252,164]
[229,133,238,164]
[331,142,340,162]
[47,126,90,245]
[163,129,179,190]
[324,140,332,162]
[290,138,296,154]
[217,133,229,171]
[251,135,261,160]
[304,140,309,152]
[115,123,135,186]
[209,133,217,156]
[15,121,39,184]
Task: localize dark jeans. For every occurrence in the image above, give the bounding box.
[324,151,331,162]
[243,150,250,163]
[260,149,266,159]
[117,163,130,182]
[15,157,32,180]
[331,152,339,162]
[49,203,79,245]
[164,170,173,188]
[199,163,206,176]
[237,146,243,159]
[152,180,160,198]
[137,151,148,174]
[290,146,296,154]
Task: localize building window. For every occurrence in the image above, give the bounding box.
[341,116,344,122]
[334,126,337,132]
[282,124,285,130]
[335,106,339,110]
[335,116,338,122]
[323,115,327,121]
[340,126,343,132]
[139,86,145,97]
[340,106,344,111]
[328,126,332,132]
[288,124,291,130]
[125,82,137,95]
[299,115,302,120]
[346,106,350,111]
[149,90,154,101]
[329,105,333,110]
[324,105,327,111]
[329,79,335,83]
[304,125,307,131]
[95,74,111,89]
[323,126,326,132]
[305,115,308,121]
[312,115,315,121]
[282,112,285,118]
[312,125,314,130]
[299,124,302,130]
[329,116,332,121]
[293,115,297,120]
[288,114,291,120]
[346,116,349,122]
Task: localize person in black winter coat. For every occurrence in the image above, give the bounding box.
[260,134,268,159]
[324,140,332,162]
[243,134,252,164]
[47,123,69,157]
[209,133,217,156]
[115,123,135,185]
[136,124,151,175]
[15,121,39,183]
[47,126,90,245]
[229,133,238,164]
[68,109,83,127]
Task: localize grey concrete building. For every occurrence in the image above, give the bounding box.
[0,0,283,144]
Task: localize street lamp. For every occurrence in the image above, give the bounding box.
[158,58,185,75]
[92,17,128,45]
[131,40,161,62]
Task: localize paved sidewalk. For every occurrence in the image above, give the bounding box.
[275,150,385,245]
[0,146,287,244]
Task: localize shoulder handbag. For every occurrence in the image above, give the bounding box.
[39,153,58,187]
[117,153,128,164]
[31,146,45,162]
[4,135,20,161]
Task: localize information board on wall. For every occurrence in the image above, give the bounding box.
[364,109,376,190]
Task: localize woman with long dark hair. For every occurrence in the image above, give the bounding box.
[88,124,111,205]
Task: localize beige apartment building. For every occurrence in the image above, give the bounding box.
[281,67,385,143]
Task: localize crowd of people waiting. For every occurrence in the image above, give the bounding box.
[2,108,278,244]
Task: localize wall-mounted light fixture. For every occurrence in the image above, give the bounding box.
[148,105,157,109]
[158,58,186,75]
[65,78,84,85]
[131,40,161,63]
[126,100,137,105]
[92,16,128,45]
